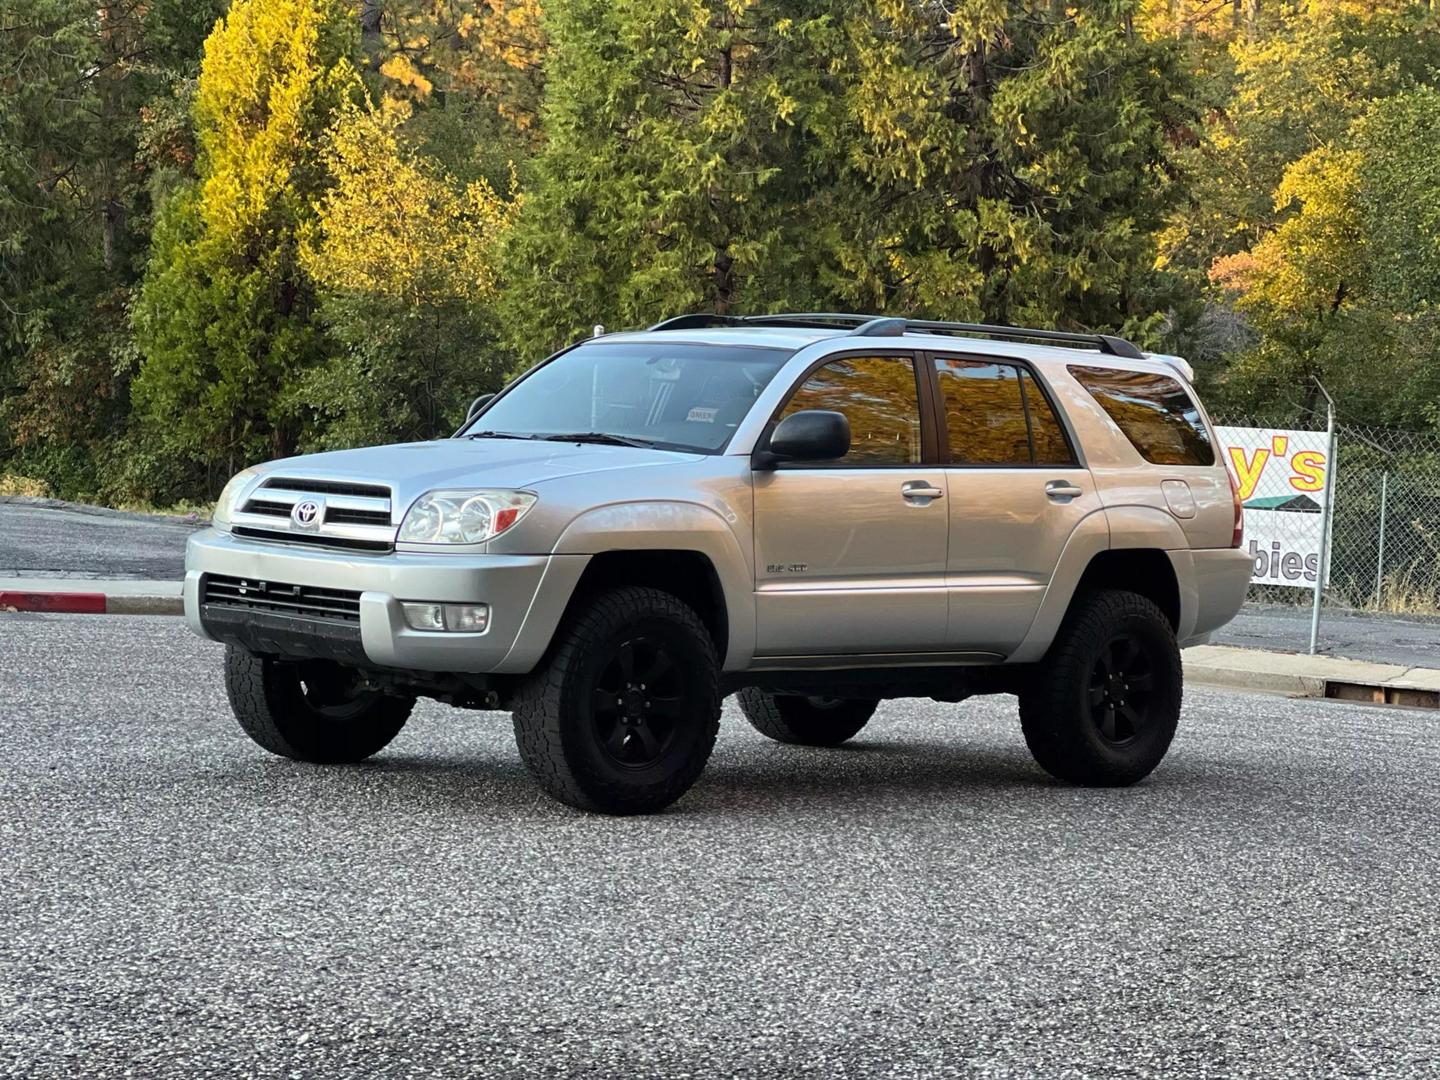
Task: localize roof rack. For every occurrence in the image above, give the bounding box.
[645,312,1145,360]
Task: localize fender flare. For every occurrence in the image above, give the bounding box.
[548,500,756,671]
[1009,505,1190,664]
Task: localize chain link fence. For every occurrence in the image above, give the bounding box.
[1213,411,1440,621]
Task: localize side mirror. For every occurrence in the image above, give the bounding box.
[467,393,495,421]
[754,410,850,470]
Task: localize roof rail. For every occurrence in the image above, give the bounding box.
[646,311,1145,359]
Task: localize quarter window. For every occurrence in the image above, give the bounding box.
[933,357,1077,466]
[779,355,922,465]
[1068,366,1214,466]
[1023,372,1075,465]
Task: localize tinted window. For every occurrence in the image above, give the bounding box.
[1068,366,1214,466]
[933,358,1077,466]
[1023,372,1075,465]
[934,358,1030,465]
[471,342,789,453]
[780,355,921,465]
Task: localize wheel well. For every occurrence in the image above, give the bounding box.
[567,550,729,659]
[1074,549,1180,630]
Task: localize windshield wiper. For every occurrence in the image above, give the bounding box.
[465,430,545,441]
[540,432,656,448]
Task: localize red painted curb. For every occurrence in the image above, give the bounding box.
[0,591,107,614]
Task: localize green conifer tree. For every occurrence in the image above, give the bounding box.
[130,0,360,494]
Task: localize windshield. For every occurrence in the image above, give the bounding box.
[465,341,792,453]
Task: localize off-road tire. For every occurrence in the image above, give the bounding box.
[736,689,877,747]
[511,586,721,815]
[223,645,413,763]
[1018,589,1182,786]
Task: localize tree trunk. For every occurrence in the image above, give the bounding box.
[360,0,384,68]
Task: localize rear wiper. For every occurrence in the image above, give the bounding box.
[465,430,544,441]
[540,432,656,448]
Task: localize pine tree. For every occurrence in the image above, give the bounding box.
[818,0,1191,332]
[502,0,1190,360]
[0,0,223,498]
[498,0,847,357]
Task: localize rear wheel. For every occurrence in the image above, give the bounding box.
[511,586,721,814]
[1018,589,1182,786]
[736,689,877,747]
[223,645,413,763]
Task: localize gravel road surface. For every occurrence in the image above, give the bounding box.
[1,613,1435,1077]
[0,502,195,580]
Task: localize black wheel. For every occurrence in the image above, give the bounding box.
[223,645,413,763]
[511,586,721,814]
[1018,589,1182,786]
[736,689,877,747]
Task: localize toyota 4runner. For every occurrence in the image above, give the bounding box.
[185,313,1253,814]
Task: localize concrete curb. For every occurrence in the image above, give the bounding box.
[0,579,183,616]
[1183,644,1440,704]
[0,495,206,529]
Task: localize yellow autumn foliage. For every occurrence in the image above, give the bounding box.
[303,99,520,308]
[194,0,361,246]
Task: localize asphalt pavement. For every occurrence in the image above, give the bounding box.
[1,613,1435,1077]
[0,501,195,580]
[1220,603,1440,669]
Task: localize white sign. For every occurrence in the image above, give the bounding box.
[1215,426,1330,589]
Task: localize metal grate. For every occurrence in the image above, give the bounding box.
[202,574,362,622]
[233,475,396,552]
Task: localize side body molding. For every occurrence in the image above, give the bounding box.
[546,500,757,671]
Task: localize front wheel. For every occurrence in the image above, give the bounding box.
[511,586,721,814]
[223,645,413,763]
[1018,589,1182,786]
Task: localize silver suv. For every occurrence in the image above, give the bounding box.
[185,314,1252,813]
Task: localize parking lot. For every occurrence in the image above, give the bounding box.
[2,612,1437,1077]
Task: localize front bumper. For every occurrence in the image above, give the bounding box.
[184,529,586,674]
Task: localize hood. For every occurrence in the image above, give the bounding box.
[252,438,702,510]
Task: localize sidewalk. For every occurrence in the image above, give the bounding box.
[1184,644,1440,706]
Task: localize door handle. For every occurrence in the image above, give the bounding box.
[1045,480,1084,501]
[901,481,944,502]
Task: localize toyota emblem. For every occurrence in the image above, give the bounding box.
[291,499,323,529]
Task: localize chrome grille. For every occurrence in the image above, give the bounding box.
[233,476,396,552]
[202,574,361,622]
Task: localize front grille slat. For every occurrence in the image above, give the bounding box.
[231,526,393,553]
[262,477,390,499]
[245,499,292,518]
[324,507,392,526]
[202,574,362,623]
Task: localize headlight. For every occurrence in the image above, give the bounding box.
[398,489,537,544]
[213,468,260,526]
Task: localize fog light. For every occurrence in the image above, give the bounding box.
[444,604,489,632]
[402,603,446,630]
[402,602,489,632]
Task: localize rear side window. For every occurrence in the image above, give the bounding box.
[780,355,922,465]
[933,357,1077,466]
[1068,366,1214,466]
